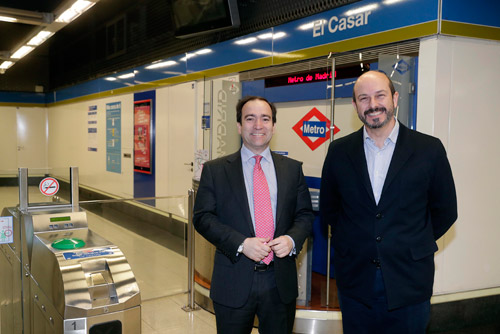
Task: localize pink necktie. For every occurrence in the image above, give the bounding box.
[253,155,274,264]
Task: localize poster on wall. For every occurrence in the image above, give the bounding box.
[134,99,152,174]
[88,105,98,152]
[106,102,122,173]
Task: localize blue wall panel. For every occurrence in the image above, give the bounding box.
[442,0,500,28]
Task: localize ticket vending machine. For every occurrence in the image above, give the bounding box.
[0,167,141,334]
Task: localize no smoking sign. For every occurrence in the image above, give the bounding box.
[39,177,60,196]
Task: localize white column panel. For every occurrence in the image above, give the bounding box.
[155,82,196,217]
[0,107,19,173]
[419,36,500,295]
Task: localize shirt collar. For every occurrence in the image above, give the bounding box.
[241,144,272,163]
[363,118,400,145]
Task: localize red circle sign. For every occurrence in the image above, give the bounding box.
[39,177,60,196]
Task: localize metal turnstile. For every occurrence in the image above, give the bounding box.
[0,167,141,334]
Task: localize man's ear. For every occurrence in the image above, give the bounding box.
[393,91,399,109]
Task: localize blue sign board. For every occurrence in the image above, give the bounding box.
[302,121,327,138]
[442,0,500,28]
[63,248,114,260]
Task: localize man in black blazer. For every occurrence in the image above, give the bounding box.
[194,96,314,334]
[320,71,457,333]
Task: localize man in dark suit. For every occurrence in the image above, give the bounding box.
[320,71,457,333]
[194,96,314,334]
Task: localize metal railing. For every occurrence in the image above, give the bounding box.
[182,189,199,312]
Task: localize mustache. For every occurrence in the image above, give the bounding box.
[364,107,387,116]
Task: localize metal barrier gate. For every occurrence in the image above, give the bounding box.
[0,167,141,334]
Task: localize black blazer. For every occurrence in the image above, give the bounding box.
[320,123,457,310]
[194,150,314,308]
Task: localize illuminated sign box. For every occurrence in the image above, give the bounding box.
[264,64,370,88]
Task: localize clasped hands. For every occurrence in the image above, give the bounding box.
[242,236,292,262]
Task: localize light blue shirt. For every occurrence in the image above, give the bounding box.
[241,144,277,229]
[240,144,296,256]
[363,120,399,205]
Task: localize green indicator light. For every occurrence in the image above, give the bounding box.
[51,238,85,250]
[50,216,71,223]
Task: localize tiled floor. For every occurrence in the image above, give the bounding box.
[0,186,258,334]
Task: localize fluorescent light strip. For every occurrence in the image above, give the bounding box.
[180,53,196,61]
[345,4,378,16]
[0,15,17,23]
[0,61,14,70]
[117,73,134,79]
[145,60,177,69]
[251,49,273,56]
[383,0,405,4]
[56,0,96,23]
[258,33,273,39]
[27,31,54,46]
[234,37,257,45]
[257,32,286,40]
[11,46,35,59]
[298,20,327,31]
[272,32,286,39]
[195,48,212,55]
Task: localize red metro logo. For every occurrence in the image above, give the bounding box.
[292,107,340,151]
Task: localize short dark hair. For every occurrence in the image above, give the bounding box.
[352,70,396,102]
[236,96,277,124]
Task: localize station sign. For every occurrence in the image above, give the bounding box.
[292,107,339,151]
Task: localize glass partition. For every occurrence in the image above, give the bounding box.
[378,53,417,129]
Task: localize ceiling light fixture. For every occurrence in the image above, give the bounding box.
[27,31,54,46]
[195,49,212,55]
[383,0,405,4]
[145,60,178,69]
[1,0,101,75]
[117,72,135,79]
[298,20,327,31]
[56,0,96,23]
[234,37,258,45]
[180,53,196,61]
[0,61,14,70]
[11,46,35,59]
[345,4,379,16]
[258,32,286,40]
[0,15,17,23]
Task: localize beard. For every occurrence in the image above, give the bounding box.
[358,106,394,129]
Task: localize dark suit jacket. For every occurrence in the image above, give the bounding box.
[320,123,457,310]
[193,150,314,308]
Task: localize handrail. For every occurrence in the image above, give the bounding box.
[326,54,337,306]
[79,195,187,204]
[182,189,199,312]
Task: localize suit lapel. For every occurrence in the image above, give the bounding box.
[346,128,376,204]
[380,123,413,203]
[271,152,286,230]
[224,151,255,236]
